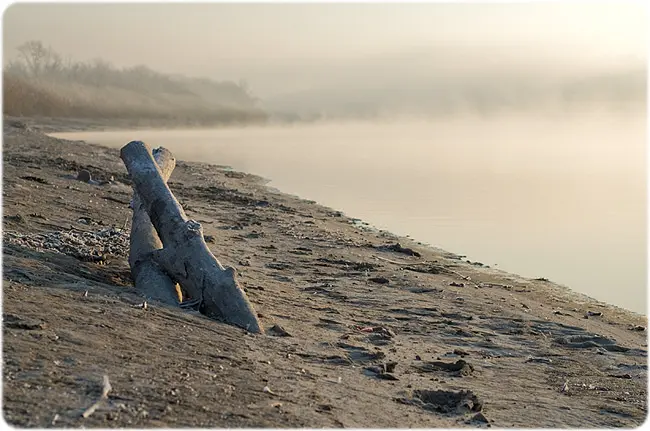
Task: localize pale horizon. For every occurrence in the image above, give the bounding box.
[3,2,647,98]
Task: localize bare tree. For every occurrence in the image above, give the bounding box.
[15,40,62,77]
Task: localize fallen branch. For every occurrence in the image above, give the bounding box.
[81,375,111,418]
[121,141,262,333]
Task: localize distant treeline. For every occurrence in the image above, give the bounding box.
[3,40,268,126]
[264,67,647,122]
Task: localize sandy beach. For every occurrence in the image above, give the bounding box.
[2,117,647,427]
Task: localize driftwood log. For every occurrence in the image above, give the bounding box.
[121,141,262,333]
[128,147,180,306]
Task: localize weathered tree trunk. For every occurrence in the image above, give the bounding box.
[121,141,262,333]
[128,147,180,306]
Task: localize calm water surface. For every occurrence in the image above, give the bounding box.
[53,112,647,314]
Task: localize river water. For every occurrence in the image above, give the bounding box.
[52,111,647,314]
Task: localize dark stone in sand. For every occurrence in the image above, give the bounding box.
[472,412,490,423]
[384,362,398,373]
[268,324,292,337]
[415,359,475,377]
[316,404,333,413]
[369,276,390,284]
[77,170,92,183]
[385,242,421,257]
[553,310,572,316]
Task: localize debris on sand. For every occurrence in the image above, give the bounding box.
[629,325,646,332]
[404,265,442,275]
[132,301,148,310]
[355,326,395,338]
[315,404,333,413]
[20,175,50,185]
[608,373,633,379]
[4,214,27,224]
[525,357,553,364]
[263,386,278,396]
[452,348,470,357]
[3,314,46,330]
[561,381,570,393]
[365,361,399,378]
[365,364,398,379]
[376,242,422,257]
[555,334,629,352]
[7,119,28,129]
[374,372,399,381]
[396,389,483,414]
[471,412,490,423]
[4,227,130,262]
[268,324,292,337]
[81,375,112,418]
[414,359,475,377]
[553,310,572,316]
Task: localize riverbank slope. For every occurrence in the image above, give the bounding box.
[2,118,647,427]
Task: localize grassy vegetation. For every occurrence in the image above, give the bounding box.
[3,41,268,126]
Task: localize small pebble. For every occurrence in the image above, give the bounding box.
[76,170,92,183]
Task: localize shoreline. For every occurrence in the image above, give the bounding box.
[2,116,647,427]
[45,118,646,317]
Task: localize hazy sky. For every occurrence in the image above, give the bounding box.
[3,2,647,97]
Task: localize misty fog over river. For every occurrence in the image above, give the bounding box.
[53,111,647,314]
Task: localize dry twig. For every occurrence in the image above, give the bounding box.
[81,375,112,418]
